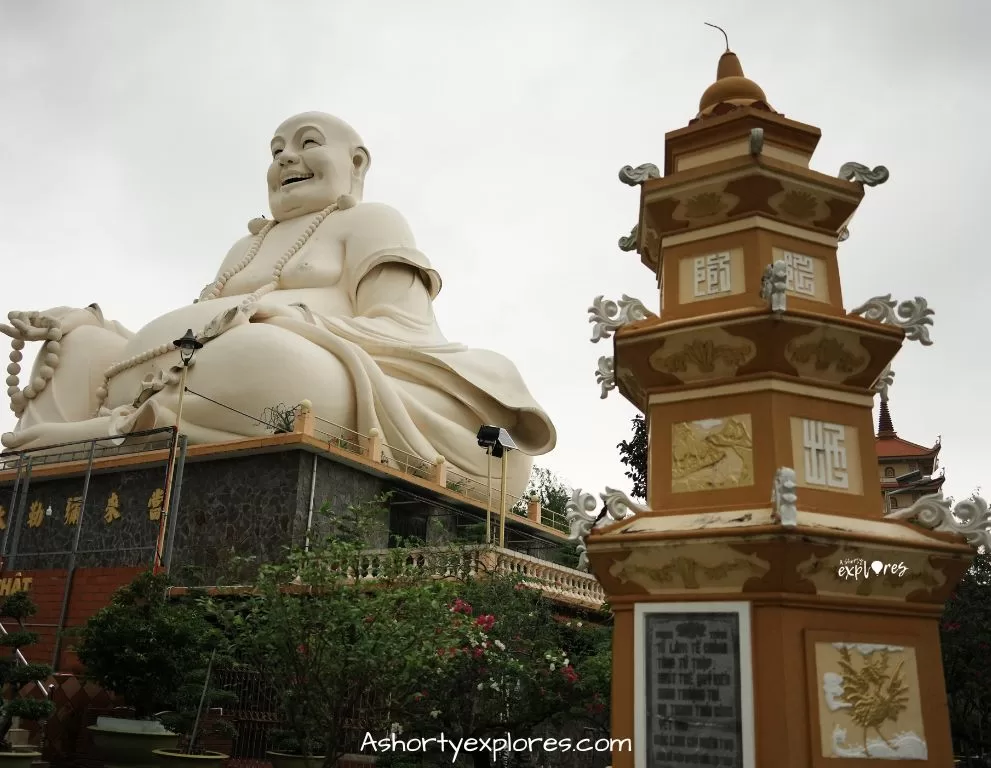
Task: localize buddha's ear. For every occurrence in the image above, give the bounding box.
[350,146,370,200]
[352,146,371,179]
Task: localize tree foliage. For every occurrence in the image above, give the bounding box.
[513,466,581,568]
[941,552,991,758]
[0,592,55,750]
[617,415,647,500]
[74,571,225,720]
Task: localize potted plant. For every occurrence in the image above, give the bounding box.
[74,571,221,768]
[0,593,55,768]
[265,730,326,768]
[152,647,237,768]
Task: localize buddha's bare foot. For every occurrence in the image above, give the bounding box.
[1,401,161,453]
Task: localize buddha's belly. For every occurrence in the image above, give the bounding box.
[106,288,350,407]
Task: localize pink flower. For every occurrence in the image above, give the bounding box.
[475,614,495,632]
[450,598,473,615]
[473,648,484,659]
[561,665,579,683]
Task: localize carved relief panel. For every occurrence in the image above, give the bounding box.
[672,415,754,493]
[790,418,863,495]
[678,249,745,304]
[771,247,829,303]
[810,638,927,760]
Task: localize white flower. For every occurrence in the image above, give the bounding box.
[477,682,484,690]
[390,723,402,735]
[494,640,506,651]
[430,710,440,719]
[490,682,500,691]
[563,658,569,666]
[549,663,555,671]
[577,622,583,628]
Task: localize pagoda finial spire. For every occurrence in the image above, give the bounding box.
[877,398,896,437]
[696,27,773,118]
[704,22,730,52]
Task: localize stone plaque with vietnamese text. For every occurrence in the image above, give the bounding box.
[644,612,743,767]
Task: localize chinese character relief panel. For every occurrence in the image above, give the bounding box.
[790,418,864,496]
[771,248,830,303]
[679,250,747,304]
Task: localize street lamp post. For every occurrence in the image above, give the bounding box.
[476,426,516,547]
[153,329,202,573]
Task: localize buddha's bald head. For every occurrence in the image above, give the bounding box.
[266,112,371,221]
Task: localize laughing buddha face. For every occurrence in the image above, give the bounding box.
[266,112,370,221]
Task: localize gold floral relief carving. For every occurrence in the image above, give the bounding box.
[683,192,728,219]
[778,190,819,220]
[672,414,754,492]
[657,340,752,374]
[608,547,769,592]
[671,187,739,223]
[648,327,756,383]
[788,336,868,373]
[784,326,871,382]
[815,642,927,758]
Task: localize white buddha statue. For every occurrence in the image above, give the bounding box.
[1,112,555,498]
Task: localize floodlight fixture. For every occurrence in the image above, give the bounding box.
[476,425,517,545]
[476,425,516,458]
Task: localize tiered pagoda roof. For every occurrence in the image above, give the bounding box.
[875,398,944,494]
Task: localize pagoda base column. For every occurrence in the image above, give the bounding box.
[587,510,971,768]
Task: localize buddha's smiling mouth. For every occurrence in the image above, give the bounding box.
[280,173,313,187]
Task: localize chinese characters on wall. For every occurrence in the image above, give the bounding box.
[645,612,744,768]
[693,253,732,297]
[782,251,816,296]
[3,488,166,529]
[802,420,849,489]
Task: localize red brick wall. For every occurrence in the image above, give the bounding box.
[0,565,144,672]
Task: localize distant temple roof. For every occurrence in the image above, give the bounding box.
[874,398,941,460]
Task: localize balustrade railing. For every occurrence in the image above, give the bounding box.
[350,545,605,609]
[311,417,367,458]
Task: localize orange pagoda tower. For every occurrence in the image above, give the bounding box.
[571,42,989,768]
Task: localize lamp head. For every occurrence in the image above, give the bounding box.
[476,425,516,458]
[173,329,203,366]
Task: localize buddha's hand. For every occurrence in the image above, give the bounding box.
[0,305,107,342]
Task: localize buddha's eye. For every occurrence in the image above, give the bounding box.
[272,148,283,158]
[302,138,320,148]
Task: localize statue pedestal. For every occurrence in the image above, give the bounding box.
[587,509,972,767]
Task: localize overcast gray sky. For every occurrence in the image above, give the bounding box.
[1,1,988,504]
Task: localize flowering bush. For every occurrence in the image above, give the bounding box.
[402,576,610,752]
